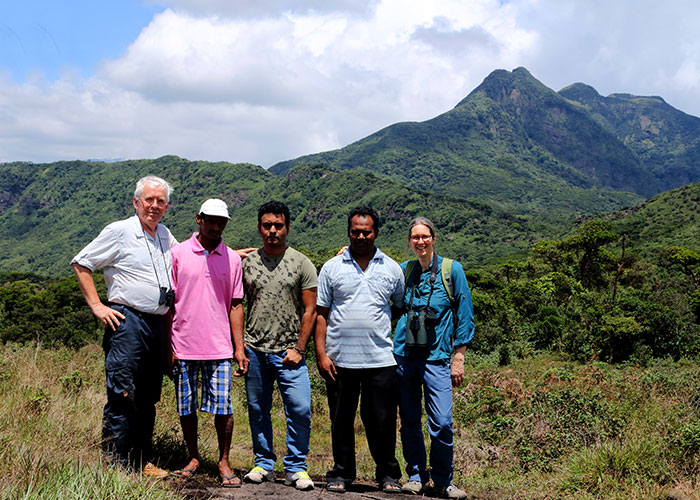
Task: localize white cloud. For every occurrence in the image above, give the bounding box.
[671,59,700,92]
[513,0,700,110]
[2,1,534,165]
[3,0,700,166]
[148,0,378,18]
[102,10,311,106]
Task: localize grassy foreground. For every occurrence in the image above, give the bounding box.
[2,343,700,499]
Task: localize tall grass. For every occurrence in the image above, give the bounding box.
[0,343,187,500]
[452,354,700,499]
[4,343,700,499]
[0,342,363,499]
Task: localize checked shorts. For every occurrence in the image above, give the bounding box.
[173,359,232,416]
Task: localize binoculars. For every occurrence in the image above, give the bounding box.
[406,307,438,348]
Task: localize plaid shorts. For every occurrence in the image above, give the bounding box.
[173,359,232,416]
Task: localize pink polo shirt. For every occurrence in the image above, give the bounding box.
[170,234,243,360]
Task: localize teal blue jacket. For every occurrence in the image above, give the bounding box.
[393,255,474,360]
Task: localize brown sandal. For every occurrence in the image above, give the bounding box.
[381,479,401,494]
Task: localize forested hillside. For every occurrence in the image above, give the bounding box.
[271,68,648,217]
[0,158,542,277]
[272,68,700,219]
[560,82,700,190]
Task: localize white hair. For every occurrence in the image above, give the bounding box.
[134,176,173,202]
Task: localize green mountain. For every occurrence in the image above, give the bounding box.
[0,157,272,277]
[559,83,700,191]
[0,157,543,277]
[606,180,700,254]
[6,67,700,277]
[270,67,654,216]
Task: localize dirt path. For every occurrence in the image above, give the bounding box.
[172,476,439,500]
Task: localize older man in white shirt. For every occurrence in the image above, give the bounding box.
[72,176,177,478]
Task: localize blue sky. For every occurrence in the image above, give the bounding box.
[1,1,700,166]
[0,1,162,82]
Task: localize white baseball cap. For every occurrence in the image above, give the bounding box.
[198,198,230,219]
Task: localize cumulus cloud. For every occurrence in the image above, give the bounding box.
[3,0,700,166]
[0,74,342,164]
[103,2,531,112]
[102,11,310,106]
[2,0,534,165]
[514,0,700,111]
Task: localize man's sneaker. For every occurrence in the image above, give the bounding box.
[285,470,315,490]
[142,462,168,479]
[244,466,276,483]
[401,480,424,494]
[437,484,467,499]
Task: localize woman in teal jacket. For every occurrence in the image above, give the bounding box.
[394,217,474,499]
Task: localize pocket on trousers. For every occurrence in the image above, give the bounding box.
[105,364,135,400]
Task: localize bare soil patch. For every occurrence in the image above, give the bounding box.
[170,474,438,500]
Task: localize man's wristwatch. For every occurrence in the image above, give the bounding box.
[292,346,305,355]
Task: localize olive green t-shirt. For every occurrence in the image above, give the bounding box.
[242,246,318,352]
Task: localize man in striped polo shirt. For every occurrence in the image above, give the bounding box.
[315,206,405,494]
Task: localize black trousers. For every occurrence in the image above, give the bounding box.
[325,365,401,484]
[101,304,165,467]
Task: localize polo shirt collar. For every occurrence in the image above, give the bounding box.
[190,233,225,255]
[342,246,384,262]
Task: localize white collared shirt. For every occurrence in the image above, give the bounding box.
[72,215,178,315]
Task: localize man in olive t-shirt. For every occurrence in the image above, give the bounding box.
[240,201,318,491]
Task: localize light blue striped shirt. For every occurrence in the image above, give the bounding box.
[317,247,404,369]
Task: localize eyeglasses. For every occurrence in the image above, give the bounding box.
[141,197,167,207]
[410,235,433,242]
[261,222,285,231]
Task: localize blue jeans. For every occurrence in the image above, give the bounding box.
[396,355,454,487]
[244,347,311,473]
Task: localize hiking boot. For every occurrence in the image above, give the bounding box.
[401,480,424,494]
[142,462,168,479]
[244,466,276,483]
[285,470,315,490]
[437,484,467,499]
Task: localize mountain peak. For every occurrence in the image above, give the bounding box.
[455,66,547,108]
[512,66,534,77]
[559,83,602,103]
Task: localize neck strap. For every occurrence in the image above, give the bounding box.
[142,227,172,290]
[408,253,438,311]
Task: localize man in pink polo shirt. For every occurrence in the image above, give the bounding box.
[168,198,247,487]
